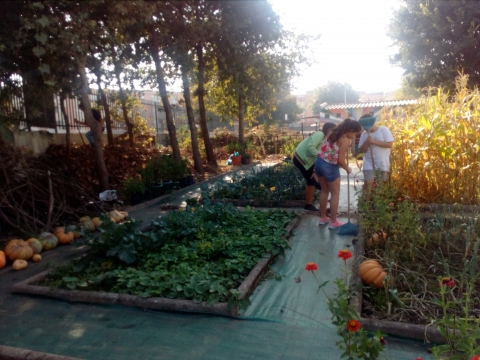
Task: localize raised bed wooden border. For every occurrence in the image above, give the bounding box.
[12,213,301,317]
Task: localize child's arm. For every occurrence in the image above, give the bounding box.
[337,138,352,174]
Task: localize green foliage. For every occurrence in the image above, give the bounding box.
[138,155,189,184]
[310,264,386,359]
[431,275,480,359]
[122,177,146,196]
[44,203,296,305]
[281,137,301,160]
[226,142,244,153]
[256,94,303,126]
[328,280,385,360]
[389,0,480,90]
[210,163,311,204]
[311,82,359,114]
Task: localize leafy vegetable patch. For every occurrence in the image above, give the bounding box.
[43,202,296,307]
[209,163,312,205]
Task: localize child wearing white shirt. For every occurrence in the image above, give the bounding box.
[358,114,394,198]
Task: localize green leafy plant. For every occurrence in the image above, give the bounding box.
[307,252,386,360]
[123,177,146,196]
[226,142,244,153]
[210,163,313,205]
[43,203,296,305]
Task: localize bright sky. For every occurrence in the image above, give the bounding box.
[269,0,405,95]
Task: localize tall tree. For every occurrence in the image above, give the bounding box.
[311,81,359,115]
[193,0,220,167]
[28,0,110,191]
[213,1,302,144]
[163,1,204,174]
[389,0,480,90]
[256,94,303,126]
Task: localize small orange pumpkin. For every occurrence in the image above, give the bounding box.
[32,254,42,263]
[359,259,386,289]
[91,217,102,230]
[0,250,6,269]
[12,259,28,270]
[5,239,33,261]
[53,227,74,244]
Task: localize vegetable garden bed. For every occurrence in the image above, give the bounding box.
[13,202,300,316]
[208,163,316,207]
[353,181,480,348]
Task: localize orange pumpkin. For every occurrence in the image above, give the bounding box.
[53,227,74,244]
[91,217,102,230]
[12,259,28,270]
[5,239,33,261]
[32,254,42,263]
[0,250,6,269]
[359,260,386,289]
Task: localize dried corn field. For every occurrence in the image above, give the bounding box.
[381,75,480,205]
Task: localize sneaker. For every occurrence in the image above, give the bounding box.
[318,217,329,225]
[304,204,318,212]
[328,220,345,229]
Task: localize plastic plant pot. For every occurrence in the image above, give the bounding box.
[150,184,164,198]
[231,155,242,165]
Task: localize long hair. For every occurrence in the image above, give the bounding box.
[327,118,362,144]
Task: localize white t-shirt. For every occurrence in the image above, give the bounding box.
[359,126,394,171]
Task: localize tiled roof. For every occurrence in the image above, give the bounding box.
[324,99,417,110]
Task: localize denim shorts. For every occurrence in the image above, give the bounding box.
[315,157,340,182]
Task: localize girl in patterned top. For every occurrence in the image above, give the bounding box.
[314,118,362,229]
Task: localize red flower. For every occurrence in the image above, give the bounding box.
[379,336,387,345]
[338,249,352,261]
[305,262,318,271]
[415,358,423,360]
[347,319,361,332]
[439,277,454,287]
[471,355,480,360]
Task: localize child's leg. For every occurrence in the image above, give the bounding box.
[317,176,329,219]
[363,170,375,200]
[327,178,341,223]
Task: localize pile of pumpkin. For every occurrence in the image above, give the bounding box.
[0,210,128,271]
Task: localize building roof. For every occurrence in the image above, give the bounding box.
[324,99,417,110]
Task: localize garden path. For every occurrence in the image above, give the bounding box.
[0,162,433,359]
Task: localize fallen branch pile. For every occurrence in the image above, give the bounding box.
[0,142,104,235]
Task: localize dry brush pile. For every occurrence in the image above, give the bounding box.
[0,141,101,235]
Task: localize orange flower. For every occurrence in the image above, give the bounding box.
[439,277,455,287]
[347,319,361,332]
[415,358,423,360]
[305,262,318,271]
[338,249,352,261]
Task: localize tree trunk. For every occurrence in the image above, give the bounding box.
[149,35,181,161]
[195,43,217,167]
[60,94,70,156]
[95,72,114,146]
[114,64,135,148]
[238,93,245,144]
[182,68,204,175]
[76,58,109,192]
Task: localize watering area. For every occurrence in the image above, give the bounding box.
[0,162,433,359]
